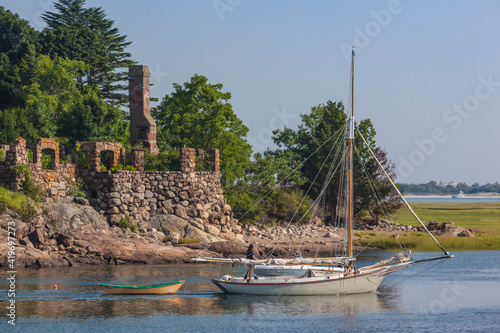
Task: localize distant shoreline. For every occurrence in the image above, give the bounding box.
[403,193,500,199]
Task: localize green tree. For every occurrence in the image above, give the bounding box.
[40,0,135,107]
[225,150,310,224]
[0,6,39,110]
[0,55,127,144]
[272,100,401,223]
[152,74,252,186]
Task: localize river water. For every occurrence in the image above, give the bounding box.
[1,251,499,332]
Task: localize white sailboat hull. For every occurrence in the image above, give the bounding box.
[254,265,343,276]
[212,262,411,296]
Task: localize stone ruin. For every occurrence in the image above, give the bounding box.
[128,65,159,154]
[0,138,237,234]
[0,64,238,236]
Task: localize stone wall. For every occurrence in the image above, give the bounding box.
[83,169,237,233]
[0,137,233,231]
[0,137,78,195]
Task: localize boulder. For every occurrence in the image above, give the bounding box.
[457,229,475,237]
[427,221,439,231]
[434,221,473,237]
[174,205,188,219]
[204,224,220,237]
[27,228,45,247]
[56,233,74,248]
[72,197,89,206]
[148,214,188,235]
[184,224,218,243]
[44,203,109,233]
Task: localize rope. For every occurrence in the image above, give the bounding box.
[356,128,450,256]
[384,258,448,288]
[264,125,348,258]
[237,123,347,223]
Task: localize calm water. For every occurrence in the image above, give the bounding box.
[1,251,499,332]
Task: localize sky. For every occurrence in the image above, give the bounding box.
[2,0,500,185]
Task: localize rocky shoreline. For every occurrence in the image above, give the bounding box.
[0,198,474,269]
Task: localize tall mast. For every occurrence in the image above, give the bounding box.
[347,47,355,259]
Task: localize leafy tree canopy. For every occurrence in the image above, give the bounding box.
[0,55,127,144]
[40,0,135,107]
[152,74,253,186]
[272,100,400,222]
[225,150,310,224]
[0,6,40,110]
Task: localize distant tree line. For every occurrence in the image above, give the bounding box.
[400,181,500,195]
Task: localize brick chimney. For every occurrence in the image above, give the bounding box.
[129,65,159,154]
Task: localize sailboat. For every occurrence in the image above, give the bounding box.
[205,48,452,296]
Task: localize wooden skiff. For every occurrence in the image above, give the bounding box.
[98,280,184,295]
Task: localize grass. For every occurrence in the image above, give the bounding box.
[359,202,500,252]
[354,232,500,252]
[0,186,39,222]
[0,186,31,213]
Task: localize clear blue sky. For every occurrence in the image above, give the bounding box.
[3,0,500,185]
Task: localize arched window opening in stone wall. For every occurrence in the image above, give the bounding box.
[100,150,115,171]
[77,150,90,170]
[41,148,56,170]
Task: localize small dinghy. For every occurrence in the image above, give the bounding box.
[98,281,184,295]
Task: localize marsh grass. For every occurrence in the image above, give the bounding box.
[392,202,500,230]
[355,232,500,252]
[367,202,500,252]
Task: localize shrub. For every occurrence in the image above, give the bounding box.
[110,164,123,172]
[119,217,130,228]
[118,217,137,231]
[0,149,5,162]
[144,148,180,171]
[11,165,42,201]
[67,179,86,198]
[17,198,38,222]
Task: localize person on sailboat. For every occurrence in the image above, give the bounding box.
[245,244,258,260]
[244,244,258,280]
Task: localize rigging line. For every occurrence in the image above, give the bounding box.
[353,144,392,223]
[274,124,347,229]
[356,128,450,256]
[292,137,346,233]
[292,151,346,256]
[237,123,349,223]
[352,144,405,256]
[265,125,348,258]
[384,258,448,289]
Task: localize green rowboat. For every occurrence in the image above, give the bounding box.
[98,280,184,295]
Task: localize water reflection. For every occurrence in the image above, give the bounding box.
[217,291,395,316]
[1,251,499,332]
[1,262,405,321]
[8,289,403,320]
